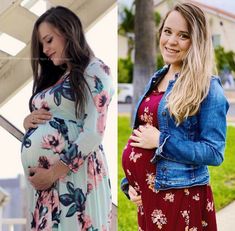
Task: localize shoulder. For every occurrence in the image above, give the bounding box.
[84,57,111,80]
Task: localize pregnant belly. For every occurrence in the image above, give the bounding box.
[21,118,79,173]
[122,137,155,170]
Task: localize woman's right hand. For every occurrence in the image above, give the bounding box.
[128,185,142,206]
[23,109,52,130]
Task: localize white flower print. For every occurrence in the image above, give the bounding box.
[206,199,214,212]
[192,193,200,201]
[127,169,131,176]
[138,205,144,216]
[129,148,142,163]
[145,97,150,102]
[202,220,208,227]
[151,209,167,229]
[144,107,149,113]
[184,189,190,196]
[146,173,158,193]
[181,210,190,226]
[138,226,144,231]
[164,193,175,203]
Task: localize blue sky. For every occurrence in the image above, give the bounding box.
[118,0,235,15]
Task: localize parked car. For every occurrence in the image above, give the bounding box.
[118,83,133,103]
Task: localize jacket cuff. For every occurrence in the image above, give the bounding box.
[120,177,130,199]
[151,132,170,163]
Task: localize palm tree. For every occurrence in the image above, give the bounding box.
[118,5,135,57]
[132,0,156,121]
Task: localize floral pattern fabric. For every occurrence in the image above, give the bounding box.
[122,90,217,231]
[21,58,113,230]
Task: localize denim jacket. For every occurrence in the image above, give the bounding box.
[121,66,229,195]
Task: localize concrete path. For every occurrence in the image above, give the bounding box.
[216,201,235,231]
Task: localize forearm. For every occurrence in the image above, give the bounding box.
[51,160,70,181]
[155,132,224,166]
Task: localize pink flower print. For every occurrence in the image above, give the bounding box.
[94,90,109,113]
[192,193,200,201]
[87,153,106,187]
[181,210,190,226]
[68,156,84,172]
[151,209,167,229]
[87,183,93,193]
[202,220,208,227]
[163,192,175,203]
[146,173,157,193]
[81,215,92,231]
[97,113,107,135]
[129,148,142,163]
[100,63,110,75]
[38,156,50,169]
[102,225,107,231]
[41,132,65,153]
[184,189,190,195]
[41,101,50,111]
[206,200,214,212]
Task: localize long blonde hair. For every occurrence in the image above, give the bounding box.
[159,2,216,125]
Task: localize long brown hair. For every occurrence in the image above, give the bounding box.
[30,6,94,117]
[158,2,215,125]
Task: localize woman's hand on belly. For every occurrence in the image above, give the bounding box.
[130,124,160,149]
[23,108,52,131]
[28,160,70,190]
[28,166,55,190]
[129,185,142,206]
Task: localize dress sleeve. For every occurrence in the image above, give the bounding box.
[60,61,114,172]
[121,177,130,199]
[151,78,229,166]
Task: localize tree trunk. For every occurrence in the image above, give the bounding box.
[132,0,156,123]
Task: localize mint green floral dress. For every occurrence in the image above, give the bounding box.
[21,58,114,231]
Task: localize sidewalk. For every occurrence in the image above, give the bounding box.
[216,201,235,231]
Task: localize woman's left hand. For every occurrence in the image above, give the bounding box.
[28,167,55,190]
[130,124,160,149]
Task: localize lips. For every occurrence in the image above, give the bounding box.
[48,52,56,59]
[165,47,179,53]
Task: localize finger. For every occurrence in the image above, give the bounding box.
[131,195,142,202]
[130,135,141,142]
[28,167,37,174]
[129,186,138,196]
[132,129,142,137]
[130,142,142,147]
[36,108,52,116]
[139,125,146,132]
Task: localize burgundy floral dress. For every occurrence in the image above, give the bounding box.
[122,89,217,231]
[21,58,113,231]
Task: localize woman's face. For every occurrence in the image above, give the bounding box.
[160,10,191,71]
[38,22,67,66]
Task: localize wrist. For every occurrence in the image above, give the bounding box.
[50,160,70,181]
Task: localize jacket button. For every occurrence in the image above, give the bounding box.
[162,111,166,116]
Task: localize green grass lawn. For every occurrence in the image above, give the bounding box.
[118,115,235,230]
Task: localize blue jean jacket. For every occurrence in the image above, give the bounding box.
[121,66,229,195]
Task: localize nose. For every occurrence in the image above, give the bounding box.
[43,44,50,56]
[167,35,178,45]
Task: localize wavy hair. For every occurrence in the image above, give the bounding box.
[30,6,94,117]
[158,2,216,125]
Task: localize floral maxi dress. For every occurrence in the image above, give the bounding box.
[21,58,114,231]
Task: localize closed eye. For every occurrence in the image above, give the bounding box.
[163,29,171,35]
[46,37,53,43]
